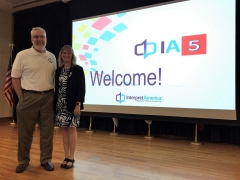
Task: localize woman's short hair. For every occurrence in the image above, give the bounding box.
[58,45,77,67]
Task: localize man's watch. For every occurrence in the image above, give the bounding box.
[76,102,81,106]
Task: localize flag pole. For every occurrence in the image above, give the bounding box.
[9,44,16,126]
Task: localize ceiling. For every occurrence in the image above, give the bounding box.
[0,0,70,13]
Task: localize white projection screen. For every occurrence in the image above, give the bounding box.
[72,0,236,120]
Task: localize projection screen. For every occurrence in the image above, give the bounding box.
[72,0,236,120]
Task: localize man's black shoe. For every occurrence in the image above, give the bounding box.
[16,163,29,173]
[41,162,54,171]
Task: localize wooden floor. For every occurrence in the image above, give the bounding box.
[0,120,240,180]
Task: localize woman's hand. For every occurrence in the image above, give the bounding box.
[74,105,81,116]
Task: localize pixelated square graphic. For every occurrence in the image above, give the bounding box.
[92,17,112,30]
[89,60,97,65]
[82,45,89,50]
[85,53,92,59]
[113,23,128,33]
[79,54,87,61]
[100,31,116,41]
[87,37,98,45]
[91,68,97,72]
[117,13,127,17]
[78,25,87,32]
[72,35,76,42]
[83,32,91,38]
[74,43,81,50]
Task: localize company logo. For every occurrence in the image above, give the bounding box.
[116,92,125,103]
[134,34,206,58]
[134,39,157,59]
[116,92,162,103]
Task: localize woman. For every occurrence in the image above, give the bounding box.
[55,45,85,169]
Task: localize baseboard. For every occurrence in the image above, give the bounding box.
[0,117,13,122]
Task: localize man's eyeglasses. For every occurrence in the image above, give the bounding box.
[32,35,46,39]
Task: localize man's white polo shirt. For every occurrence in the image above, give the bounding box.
[11,47,56,91]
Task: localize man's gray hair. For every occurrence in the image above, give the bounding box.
[31,27,46,37]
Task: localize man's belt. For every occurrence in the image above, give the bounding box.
[22,89,53,94]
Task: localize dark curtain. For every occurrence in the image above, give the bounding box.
[78,116,240,145]
[13,2,71,59]
[12,0,240,145]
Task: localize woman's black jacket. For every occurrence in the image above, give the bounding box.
[54,65,85,112]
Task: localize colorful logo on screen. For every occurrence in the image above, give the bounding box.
[134,39,156,59]
[134,34,207,59]
[116,92,125,103]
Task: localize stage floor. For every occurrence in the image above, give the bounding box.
[0,120,239,180]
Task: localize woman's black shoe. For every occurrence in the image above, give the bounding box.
[60,158,69,168]
[65,159,75,169]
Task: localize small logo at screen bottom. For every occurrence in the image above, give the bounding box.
[116,92,125,103]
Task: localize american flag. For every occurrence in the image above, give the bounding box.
[4,57,14,107]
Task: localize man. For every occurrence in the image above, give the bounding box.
[11,27,56,173]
